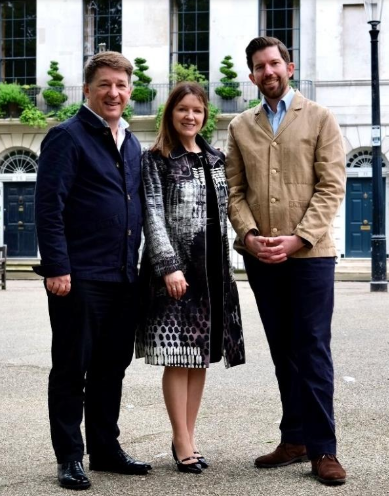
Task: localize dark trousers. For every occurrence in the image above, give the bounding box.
[243,254,337,458]
[46,278,139,463]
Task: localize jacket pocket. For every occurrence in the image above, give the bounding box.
[288,200,310,232]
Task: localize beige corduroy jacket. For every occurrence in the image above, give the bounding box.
[225,90,346,258]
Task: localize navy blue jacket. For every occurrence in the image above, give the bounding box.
[34,105,142,282]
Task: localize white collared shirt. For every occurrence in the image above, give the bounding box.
[83,104,129,151]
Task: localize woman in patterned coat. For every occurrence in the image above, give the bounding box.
[137,82,245,473]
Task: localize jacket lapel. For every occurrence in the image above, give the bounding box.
[254,105,273,139]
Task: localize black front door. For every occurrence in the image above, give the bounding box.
[4,182,37,257]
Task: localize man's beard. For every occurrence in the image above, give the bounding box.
[260,76,289,100]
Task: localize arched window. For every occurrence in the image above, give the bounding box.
[259,0,300,81]
[0,0,36,84]
[0,150,38,174]
[170,0,210,80]
[83,0,122,62]
[346,148,388,169]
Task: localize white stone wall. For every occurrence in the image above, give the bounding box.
[210,0,257,83]
[36,0,83,87]
[123,0,170,84]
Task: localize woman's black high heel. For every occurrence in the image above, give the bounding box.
[193,451,209,469]
[171,443,202,474]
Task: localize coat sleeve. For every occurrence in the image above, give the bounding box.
[34,127,79,278]
[292,110,346,246]
[225,120,259,243]
[141,150,183,277]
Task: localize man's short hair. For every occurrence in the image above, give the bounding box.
[84,51,133,84]
[245,36,291,72]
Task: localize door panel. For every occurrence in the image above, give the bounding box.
[4,183,37,257]
[345,178,385,258]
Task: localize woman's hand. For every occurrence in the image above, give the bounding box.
[163,271,189,300]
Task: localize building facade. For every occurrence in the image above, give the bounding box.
[0,0,388,267]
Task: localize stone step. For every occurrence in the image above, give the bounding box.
[3,258,388,282]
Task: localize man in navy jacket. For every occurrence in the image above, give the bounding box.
[34,51,151,490]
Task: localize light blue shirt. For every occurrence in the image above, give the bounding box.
[262,87,295,134]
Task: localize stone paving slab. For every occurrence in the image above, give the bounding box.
[0,280,388,495]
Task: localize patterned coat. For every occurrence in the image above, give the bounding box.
[136,136,245,369]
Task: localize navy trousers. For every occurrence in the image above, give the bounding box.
[243,254,337,458]
[46,278,139,463]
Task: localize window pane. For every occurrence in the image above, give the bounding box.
[183,13,195,31]
[197,13,209,31]
[84,0,122,58]
[184,33,196,51]
[197,32,208,51]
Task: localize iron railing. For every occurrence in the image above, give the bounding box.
[24,80,314,116]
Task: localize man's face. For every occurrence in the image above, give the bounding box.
[249,46,294,102]
[83,66,132,126]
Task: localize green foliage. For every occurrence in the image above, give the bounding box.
[247,98,261,109]
[42,89,68,107]
[122,104,134,121]
[20,105,47,128]
[200,103,220,143]
[155,104,165,132]
[0,83,31,113]
[43,61,67,108]
[155,103,219,144]
[169,63,207,85]
[47,61,65,87]
[56,103,82,122]
[130,58,157,103]
[215,55,241,100]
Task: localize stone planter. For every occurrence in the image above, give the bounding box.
[134,101,152,116]
[220,99,238,114]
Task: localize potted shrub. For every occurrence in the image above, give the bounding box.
[215,55,242,113]
[130,57,157,115]
[42,61,68,111]
[0,83,31,118]
[21,84,41,106]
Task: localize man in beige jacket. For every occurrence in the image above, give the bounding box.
[226,36,346,486]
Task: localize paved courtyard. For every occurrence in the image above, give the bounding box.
[0,280,388,495]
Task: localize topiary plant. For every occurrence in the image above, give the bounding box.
[130,58,157,104]
[42,60,68,109]
[215,55,242,100]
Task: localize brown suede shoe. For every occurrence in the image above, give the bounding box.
[311,454,346,485]
[254,442,308,468]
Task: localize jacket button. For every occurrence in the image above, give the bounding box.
[272,227,278,233]
[121,265,125,271]
[116,162,121,168]
[272,141,278,147]
[271,198,276,203]
[127,194,131,201]
[271,169,277,174]
[128,229,132,236]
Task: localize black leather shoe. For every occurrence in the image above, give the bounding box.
[172,443,202,474]
[58,461,91,490]
[89,448,152,475]
[194,451,209,469]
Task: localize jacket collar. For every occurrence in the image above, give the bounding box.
[169,134,223,167]
[254,89,304,138]
[76,104,131,135]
